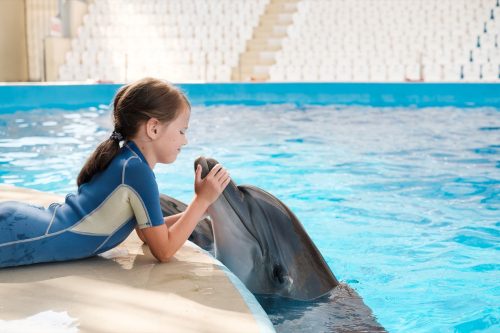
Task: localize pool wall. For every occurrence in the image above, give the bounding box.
[0,82,499,111]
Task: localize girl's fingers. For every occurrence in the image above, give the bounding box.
[208,164,223,178]
[195,164,202,182]
[216,169,229,182]
[219,174,230,185]
[221,177,231,190]
[206,164,230,190]
[221,172,230,182]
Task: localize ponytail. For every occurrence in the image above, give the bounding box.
[76,77,189,187]
[77,138,121,186]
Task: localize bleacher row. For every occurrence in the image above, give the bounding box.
[59,0,500,82]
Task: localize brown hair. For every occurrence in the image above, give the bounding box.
[77,77,190,186]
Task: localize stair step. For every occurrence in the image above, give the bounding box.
[260,15,291,23]
[231,67,271,81]
[237,66,271,77]
[253,28,288,39]
[258,21,292,31]
[266,2,298,13]
[232,0,300,81]
[260,13,294,25]
[238,57,276,66]
[247,42,282,52]
[241,51,276,60]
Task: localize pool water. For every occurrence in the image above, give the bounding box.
[0,104,499,332]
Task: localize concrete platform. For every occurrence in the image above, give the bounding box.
[0,185,274,333]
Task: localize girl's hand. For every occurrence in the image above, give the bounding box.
[194,163,230,206]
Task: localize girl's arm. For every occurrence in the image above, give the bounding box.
[136,212,207,243]
[139,164,229,262]
[135,212,186,243]
[164,212,184,227]
[140,196,208,261]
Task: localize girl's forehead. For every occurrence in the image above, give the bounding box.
[176,107,190,122]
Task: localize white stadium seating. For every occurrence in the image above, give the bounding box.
[58,0,499,82]
[59,0,268,82]
[270,0,500,82]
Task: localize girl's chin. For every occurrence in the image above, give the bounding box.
[160,151,180,164]
[163,156,177,164]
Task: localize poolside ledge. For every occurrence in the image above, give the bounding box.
[0,185,275,333]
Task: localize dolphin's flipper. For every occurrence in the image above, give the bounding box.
[159,194,214,255]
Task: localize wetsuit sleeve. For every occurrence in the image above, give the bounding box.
[122,157,165,229]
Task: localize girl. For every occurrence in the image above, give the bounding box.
[0,77,230,268]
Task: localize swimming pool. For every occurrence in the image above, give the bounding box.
[0,102,499,332]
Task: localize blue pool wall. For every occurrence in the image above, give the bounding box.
[0,82,499,112]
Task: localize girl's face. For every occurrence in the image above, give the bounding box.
[153,107,190,164]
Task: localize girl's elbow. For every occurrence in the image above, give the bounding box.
[157,254,172,263]
[154,249,175,263]
[135,228,147,243]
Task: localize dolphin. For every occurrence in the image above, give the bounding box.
[159,156,386,331]
[193,156,339,301]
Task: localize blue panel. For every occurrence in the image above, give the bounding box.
[0,82,499,112]
[94,220,136,254]
[0,231,107,267]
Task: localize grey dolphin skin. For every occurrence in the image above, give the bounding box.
[194,156,339,301]
[159,156,386,332]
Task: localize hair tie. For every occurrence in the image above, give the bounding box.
[110,130,124,142]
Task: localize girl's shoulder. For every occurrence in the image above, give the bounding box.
[119,149,156,185]
[98,142,156,190]
[122,154,152,176]
[111,143,142,168]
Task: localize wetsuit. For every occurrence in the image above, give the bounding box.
[0,141,164,268]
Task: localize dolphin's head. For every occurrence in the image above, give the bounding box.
[194,156,338,300]
[194,156,263,283]
[193,156,212,179]
[194,156,244,203]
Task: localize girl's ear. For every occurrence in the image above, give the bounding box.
[146,118,160,140]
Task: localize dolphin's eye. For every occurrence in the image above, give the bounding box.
[273,264,285,284]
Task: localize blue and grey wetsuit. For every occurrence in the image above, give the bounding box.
[0,141,164,268]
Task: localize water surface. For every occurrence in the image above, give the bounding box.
[0,104,499,332]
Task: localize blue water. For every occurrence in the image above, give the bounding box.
[0,104,499,332]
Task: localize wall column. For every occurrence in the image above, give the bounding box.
[0,0,29,82]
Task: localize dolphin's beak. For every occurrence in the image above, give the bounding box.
[194,156,242,199]
[194,156,226,181]
[194,156,211,179]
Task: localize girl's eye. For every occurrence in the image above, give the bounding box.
[180,129,186,135]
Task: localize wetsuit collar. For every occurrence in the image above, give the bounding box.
[125,140,148,165]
